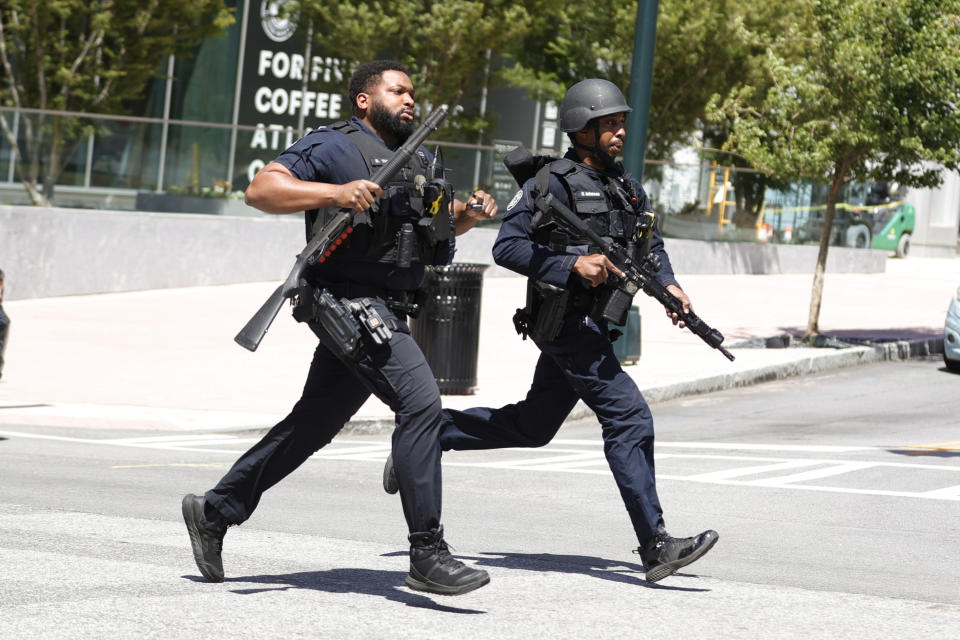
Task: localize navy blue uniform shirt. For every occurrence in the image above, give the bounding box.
[492,148,680,291]
[274,116,434,292]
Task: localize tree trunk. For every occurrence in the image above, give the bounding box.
[42,116,63,203]
[0,113,49,206]
[732,171,766,228]
[23,180,50,206]
[805,169,847,338]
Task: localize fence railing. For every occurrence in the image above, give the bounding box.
[1,106,884,249]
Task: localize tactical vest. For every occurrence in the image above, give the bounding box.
[305,121,452,266]
[512,157,655,340]
[532,158,651,262]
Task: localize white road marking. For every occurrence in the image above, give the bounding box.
[685,459,821,482]
[476,451,605,469]
[2,430,958,500]
[754,461,878,485]
[105,434,246,443]
[550,439,878,453]
[920,484,960,499]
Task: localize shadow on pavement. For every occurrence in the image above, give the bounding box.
[818,327,943,341]
[182,569,487,614]
[469,551,711,592]
[732,326,943,348]
[380,549,710,591]
[887,447,960,458]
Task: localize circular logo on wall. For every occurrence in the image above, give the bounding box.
[260,0,299,43]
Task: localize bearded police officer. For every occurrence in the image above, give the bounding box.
[383,78,718,583]
[181,60,496,596]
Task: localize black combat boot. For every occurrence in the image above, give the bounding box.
[181,493,229,582]
[382,453,399,494]
[406,526,490,595]
[636,529,719,583]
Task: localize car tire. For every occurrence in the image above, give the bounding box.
[846,225,871,249]
[896,232,911,258]
[945,354,960,373]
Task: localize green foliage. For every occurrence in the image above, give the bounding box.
[0,0,234,204]
[296,0,531,141]
[707,0,960,190]
[504,0,799,161]
[707,0,960,335]
[0,0,233,113]
[501,1,632,103]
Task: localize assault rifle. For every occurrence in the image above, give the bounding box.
[234,105,449,351]
[540,192,736,362]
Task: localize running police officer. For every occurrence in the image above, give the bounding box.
[182,60,496,596]
[0,268,8,380]
[383,78,718,583]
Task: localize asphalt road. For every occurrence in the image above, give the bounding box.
[1,358,958,639]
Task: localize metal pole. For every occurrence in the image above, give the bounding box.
[226,0,251,187]
[7,111,19,183]
[297,18,314,135]
[623,0,659,183]
[472,49,492,189]
[83,131,94,187]
[531,99,542,152]
[156,54,175,192]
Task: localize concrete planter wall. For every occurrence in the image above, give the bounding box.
[134,193,267,218]
[1,205,304,300]
[0,205,886,301]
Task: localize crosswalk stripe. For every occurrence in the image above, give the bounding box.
[919,484,960,499]
[685,459,819,482]
[4,429,959,500]
[754,462,878,486]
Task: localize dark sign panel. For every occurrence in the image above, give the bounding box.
[233,0,349,188]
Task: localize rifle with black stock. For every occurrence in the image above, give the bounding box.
[234,105,449,351]
[539,192,736,362]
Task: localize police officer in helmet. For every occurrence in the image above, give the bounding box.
[181,60,496,596]
[384,78,718,583]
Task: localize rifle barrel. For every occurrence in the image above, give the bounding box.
[542,194,735,361]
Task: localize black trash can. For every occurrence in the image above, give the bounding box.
[610,305,641,365]
[410,263,489,394]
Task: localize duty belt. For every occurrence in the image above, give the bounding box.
[310,280,422,316]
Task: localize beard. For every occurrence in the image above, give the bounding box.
[593,146,618,169]
[368,101,415,142]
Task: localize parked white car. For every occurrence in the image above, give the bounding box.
[945,285,960,372]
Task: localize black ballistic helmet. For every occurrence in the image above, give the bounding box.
[558,78,632,132]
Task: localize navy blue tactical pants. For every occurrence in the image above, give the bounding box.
[441,313,665,544]
[206,300,443,534]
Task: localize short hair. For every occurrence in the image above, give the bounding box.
[348,60,409,115]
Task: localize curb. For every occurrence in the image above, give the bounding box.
[341,336,944,434]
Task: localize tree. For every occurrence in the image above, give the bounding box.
[0,0,234,206]
[707,0,960,337]
[295,0,532,141]
[504,0,776,163]
[700,0,808,228]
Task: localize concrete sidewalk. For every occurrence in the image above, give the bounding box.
[0,257,956,433]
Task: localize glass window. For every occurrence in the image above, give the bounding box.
[163,124,231,194]
[90,120,163,190]
[169,9,242,125]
